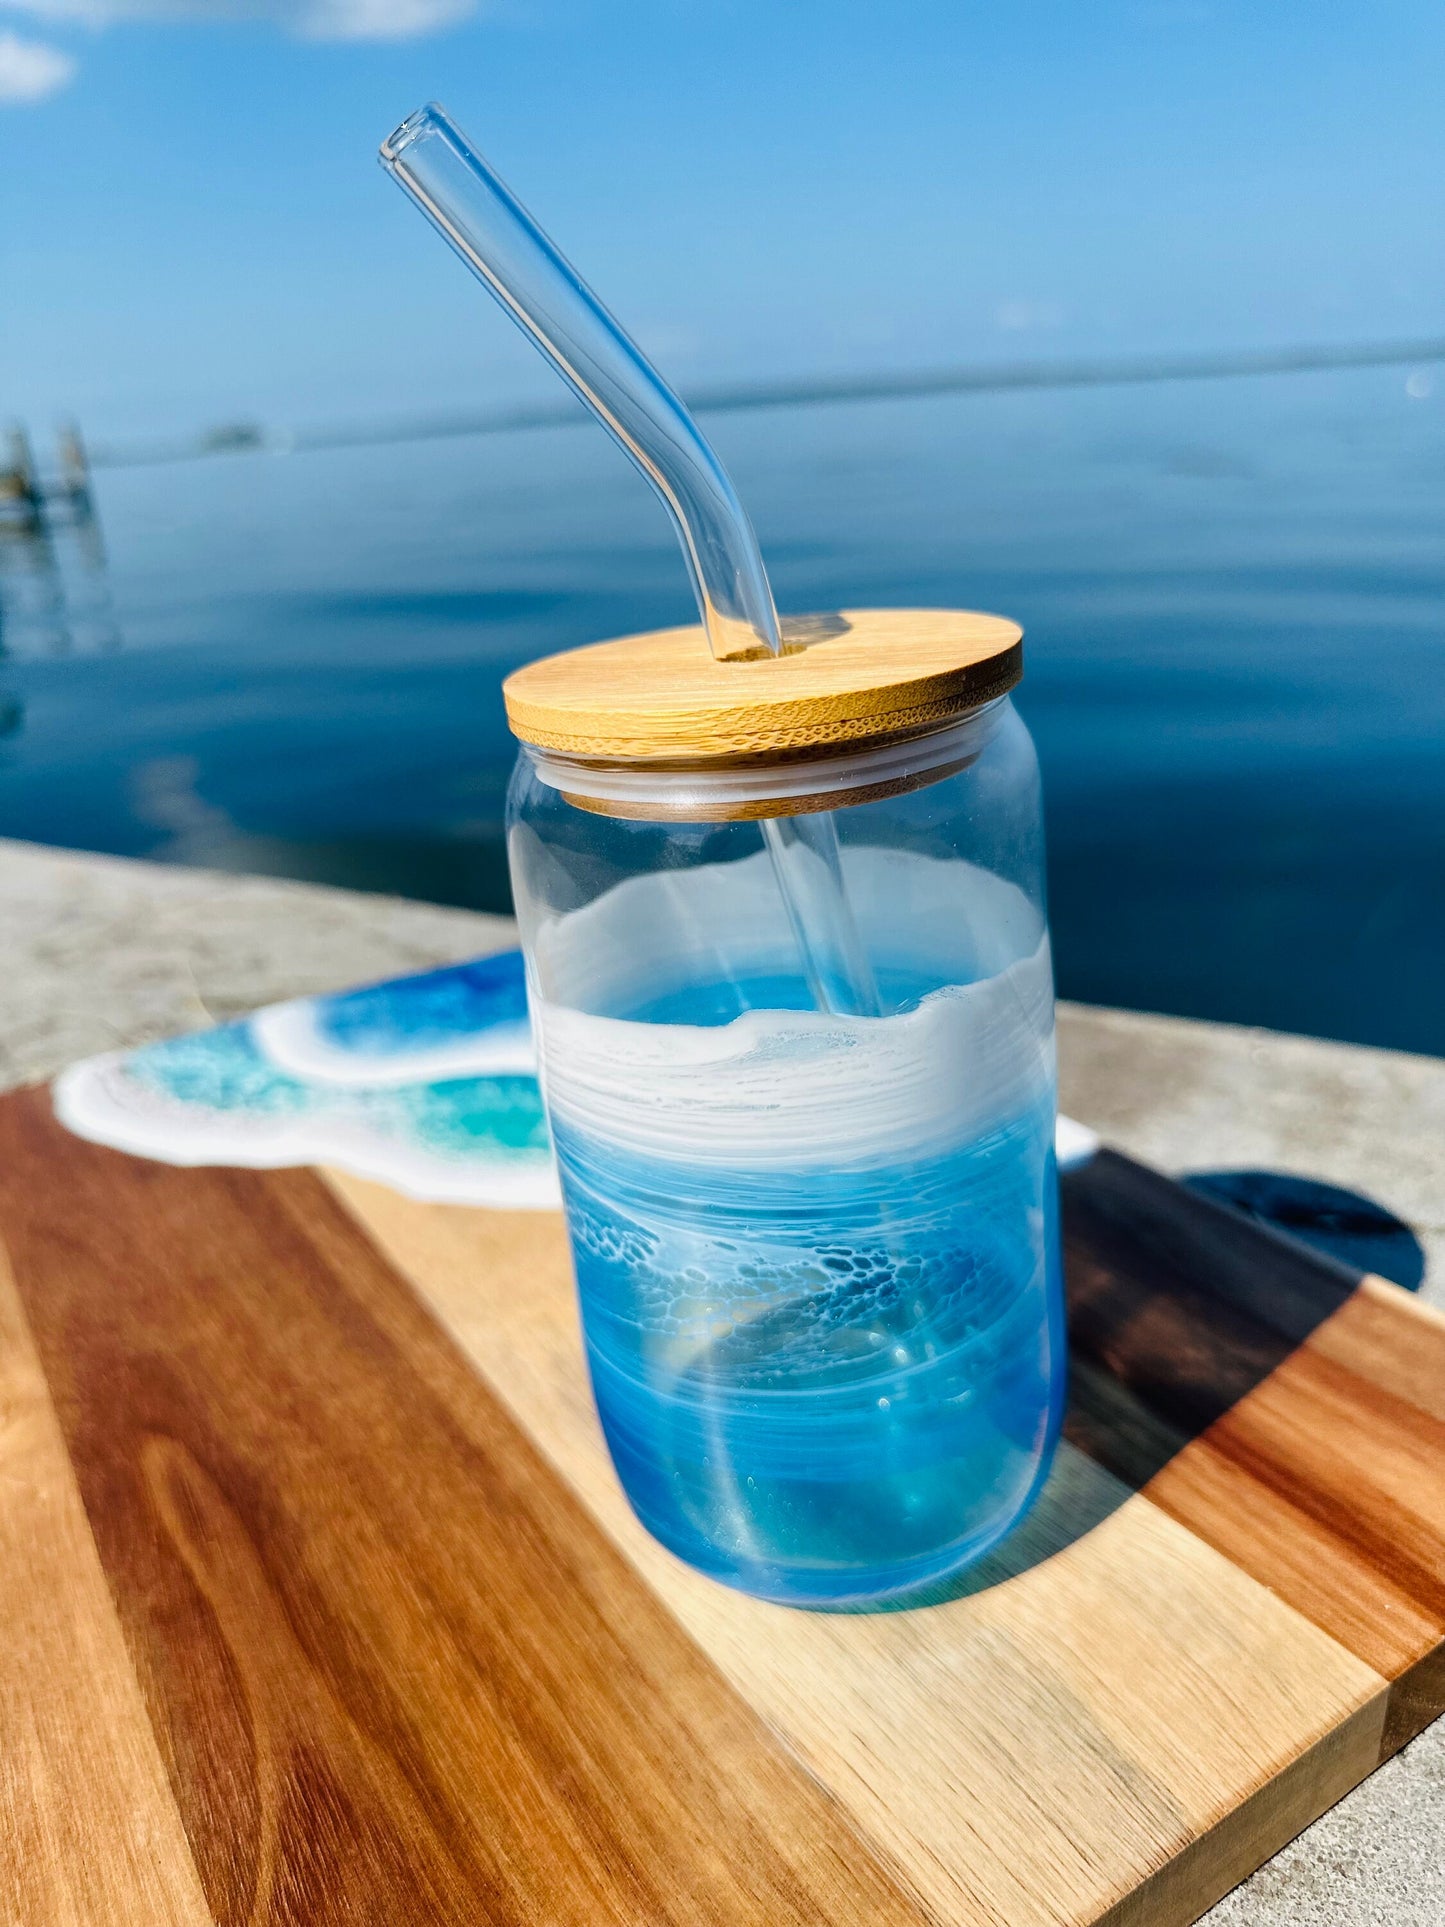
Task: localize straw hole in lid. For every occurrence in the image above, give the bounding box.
[718,613,852,662]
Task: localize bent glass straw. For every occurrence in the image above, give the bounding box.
[380,103,879,1016]
[380,103,779,664]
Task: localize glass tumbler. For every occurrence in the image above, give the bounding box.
[504,608,1063,1606]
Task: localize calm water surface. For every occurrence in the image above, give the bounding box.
[1,368,1441,1054]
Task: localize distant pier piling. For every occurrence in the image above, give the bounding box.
[1,423,96,532]
[0,427,44,533]
[56,424,96,520]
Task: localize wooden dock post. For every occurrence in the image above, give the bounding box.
[0,426,43,533]
[57,423,96,521]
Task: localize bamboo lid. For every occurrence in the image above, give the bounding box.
[502,608,1022,765]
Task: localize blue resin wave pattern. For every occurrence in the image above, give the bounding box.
[531,848,1065,1606]
[252,951,534,1087]
[557,1095,1063,1606]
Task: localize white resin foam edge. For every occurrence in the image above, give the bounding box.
[534,847,1057,1169]
[54,1045,1093,1202]
[1054,1114,1101,1170]
[252,998,536,1088]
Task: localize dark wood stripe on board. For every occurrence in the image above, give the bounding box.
[0,1087,928,1927]
[1061,1148,1361,1478]
[1062,1150,1445,1749]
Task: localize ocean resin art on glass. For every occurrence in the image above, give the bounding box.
[374,103,1072,1606]
[519,834,1064,1606]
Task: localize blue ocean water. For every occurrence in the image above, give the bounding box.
[553,1051,1063,1606]
[1,365,1441,1052]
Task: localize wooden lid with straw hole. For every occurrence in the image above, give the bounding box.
[502,608,1023,765]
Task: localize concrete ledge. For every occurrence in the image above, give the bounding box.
[4,835,1442,1925]
[0,836,512,1088]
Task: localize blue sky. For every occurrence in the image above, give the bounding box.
[3,1,1442,439]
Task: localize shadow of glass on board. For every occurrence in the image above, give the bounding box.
[877,1149,1384,1614]
[1183,1169,1425,1293]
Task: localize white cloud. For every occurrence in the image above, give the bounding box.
[994,298,1064,334]
[0,28,74,97]
[300,0,476,39]
[0,0,478,37]
[0,0,115,19]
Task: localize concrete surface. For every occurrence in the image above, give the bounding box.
[4,835,1442,1925]
[0,836,511,1088]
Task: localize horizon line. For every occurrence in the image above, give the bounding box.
[86,333,1445,469]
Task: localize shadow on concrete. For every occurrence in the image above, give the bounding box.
[1183,1168,1425,1292]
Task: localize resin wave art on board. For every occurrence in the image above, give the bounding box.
[54,951,560,1208]
[54,947,1098,1209]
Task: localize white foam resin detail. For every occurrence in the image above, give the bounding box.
[252,998,535,1088]
[533,847,1056,1170]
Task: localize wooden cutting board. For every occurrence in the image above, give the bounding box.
[2,1081,1442,1927]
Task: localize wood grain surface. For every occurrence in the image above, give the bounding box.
[0,1087,927,1927]
[3,1079,1443,1927]
[501,607,1023,761]
[0,1244,211,1927]
[326,1175,1401,1927]
[1062,1153,1445,1745]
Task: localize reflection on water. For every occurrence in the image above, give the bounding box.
[0,425,121,663]
[0,506,122,662]
[0,366,1440,1055]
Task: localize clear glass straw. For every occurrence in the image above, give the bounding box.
[380,103,777,664]
[380,102,880,1015]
